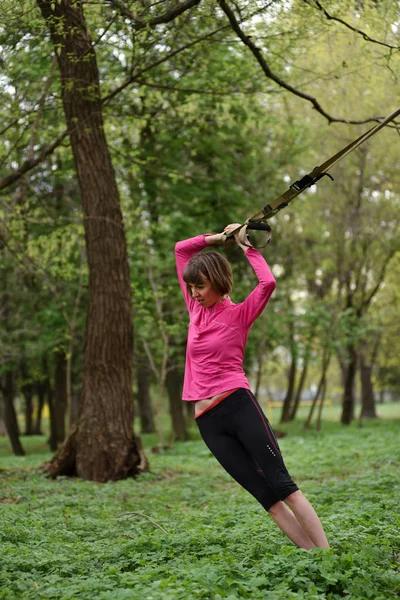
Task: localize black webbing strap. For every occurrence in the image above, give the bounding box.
[248,106,400,224]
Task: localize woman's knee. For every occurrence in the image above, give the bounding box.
[284,490,305,509]
[267,500,285,517]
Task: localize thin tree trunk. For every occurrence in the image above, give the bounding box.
[2,371,25,456]
[304,373,324,430]
[316,378,327,431]
[22,384,34,435]
[341,345,357,425]
[41,355,58,451]
[34,381,46,435]
[280,355,297,423]
[54,349,67,444]
[359,350,378,419]
[38,0,144,480]
[185,399,195,428]
[21,361,34,435]
[136,345,156,434]
[289,362,308,421]
[166,365,189,442]
[47,384,58,452]
[304,351,331,430]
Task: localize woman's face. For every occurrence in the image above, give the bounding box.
[189,279,222,309]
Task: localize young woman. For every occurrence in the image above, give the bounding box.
[175,223,329,550]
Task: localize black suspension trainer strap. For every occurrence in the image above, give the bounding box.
[226,106,400,246]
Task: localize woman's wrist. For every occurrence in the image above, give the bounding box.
[204,233,224,246]
[237,241,252,253]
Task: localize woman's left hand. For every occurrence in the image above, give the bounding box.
[224,223,251,250]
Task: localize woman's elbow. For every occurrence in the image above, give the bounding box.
[263,276,276,294]
[175,241,184,255]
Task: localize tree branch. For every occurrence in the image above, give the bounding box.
[306,0,400,51]
[27,55,58,161]
[216,0,393,126]
[102,24,229,104]
[1,0,398,193]
[105,0,202,30]
[0,130,69,191]
[364,245,399,308]
[135,77,259,95]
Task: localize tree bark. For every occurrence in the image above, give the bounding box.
[54,349,67,444]
[38,0,144,480]
[304,349,331,430]
[359,350,378,419]
[316,377,327,431]
[69,390,80,428]
[289,362,308,421]
[280,355,297,423]
[22,383,34,436]
[21,361,34,435]
[136,345,156,434]
[34,381,46,435]
[166,365,189,441]
[2,371,25,456]
[341,345,357,425]
[304,372,324,430]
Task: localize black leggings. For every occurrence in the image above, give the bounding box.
[195,388,298,511]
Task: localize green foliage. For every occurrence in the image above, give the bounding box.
[1,418,400,599]
[1,0,400,425]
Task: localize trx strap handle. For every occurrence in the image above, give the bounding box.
[224,221,272,248]
[225,106,400,247]
[244,220,272,247]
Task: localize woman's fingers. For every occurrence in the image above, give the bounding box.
[223,223,242,235]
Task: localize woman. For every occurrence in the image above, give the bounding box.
[175,223,329,550]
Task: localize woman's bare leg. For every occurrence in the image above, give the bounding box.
[284,490,330,548]
[268,501,315,550]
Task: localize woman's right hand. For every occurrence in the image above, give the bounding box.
[223,223,252,251]
[223,223,242,241]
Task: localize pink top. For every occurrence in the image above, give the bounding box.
[175,235,276,401]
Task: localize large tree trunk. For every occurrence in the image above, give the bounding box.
[2,371,25,456]
[38,0,144,480]
[359,350,378,419]
[341,345,357,425]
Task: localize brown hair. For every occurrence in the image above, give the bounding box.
[183,251,233,296]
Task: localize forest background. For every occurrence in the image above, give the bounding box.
[0,0,400,477]
[1,2,400,599]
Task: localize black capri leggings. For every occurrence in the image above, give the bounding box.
[195,388,298,511]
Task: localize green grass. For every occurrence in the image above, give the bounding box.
[1,417,400,600]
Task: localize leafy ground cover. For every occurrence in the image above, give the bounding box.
[1,415,399,600]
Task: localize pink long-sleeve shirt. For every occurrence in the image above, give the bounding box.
[175,235,276,401]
